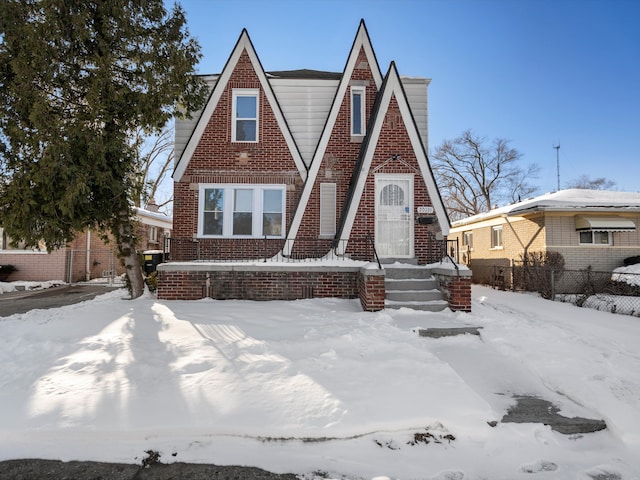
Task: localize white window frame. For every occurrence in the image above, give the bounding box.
[491,225,503,249]
[319,183,337,236]
[232,88,259,143]
[149,226,158,243]
[462,231,473,250]
[579,230,612,246]
[198,184,285,238]
[350,86,366,136]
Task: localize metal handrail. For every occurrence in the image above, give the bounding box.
[366,232,382,270]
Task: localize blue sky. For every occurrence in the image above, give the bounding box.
[173,0,640,195]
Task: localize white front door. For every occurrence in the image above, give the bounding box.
[375,175,413,258]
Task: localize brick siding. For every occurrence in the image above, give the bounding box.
[0,250,67,282]
[157,263,387,311]
[432,268,472,312]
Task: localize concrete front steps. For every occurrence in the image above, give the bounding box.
[383,262,449,312]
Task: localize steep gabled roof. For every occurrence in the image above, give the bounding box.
[335,62,450,252]
[284,20,383,250]
[173,29,307,182]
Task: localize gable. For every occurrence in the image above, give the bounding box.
[173,30,306,182]
[284,20,383,252]
[336,62,450,251]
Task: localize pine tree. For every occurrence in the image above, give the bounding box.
[0,0,207,297]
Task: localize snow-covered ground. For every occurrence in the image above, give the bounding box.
[1,285,639,479]
[0,280,65,294]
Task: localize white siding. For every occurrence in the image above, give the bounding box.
[270,78,339,166]
[175,75,430,168]
[174,76,218,163]
[401,77,430,151]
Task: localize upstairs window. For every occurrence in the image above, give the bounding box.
[232,89,258,142]
[350,86,365,136]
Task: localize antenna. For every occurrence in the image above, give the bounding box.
[553,142,560,191]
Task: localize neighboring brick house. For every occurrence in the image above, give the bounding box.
[0,205,171,282]
[449,189,640,284]
[159,21,472,311]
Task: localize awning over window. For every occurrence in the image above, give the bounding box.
[575,216,636,232]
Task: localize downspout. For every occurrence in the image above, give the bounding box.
[85,229,91,282]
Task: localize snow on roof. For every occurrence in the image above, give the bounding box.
[134,207,172,229]
[453,189,640,227]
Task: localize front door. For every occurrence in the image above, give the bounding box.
[375,175,413,258]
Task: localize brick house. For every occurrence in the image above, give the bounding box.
[159,21,472,311]
[0,205,171,283]
[449,189,640,284]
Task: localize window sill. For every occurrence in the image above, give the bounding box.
[490,246,504,251]
[350,135,364,143]
[197,236,285,240]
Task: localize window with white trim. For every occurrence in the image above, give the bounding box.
[350,86,365,136]
[199,185,285,238]
[232,89,258,142]
[462,231,473,249]
[579,230,611,245]
[491,225,503,248]
[149,226,158,243]
[319,183,336,236]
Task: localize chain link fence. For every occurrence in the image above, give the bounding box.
[486,262,640,317]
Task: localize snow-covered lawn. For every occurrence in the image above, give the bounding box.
[1,285,639,479]
[0,280,65,294]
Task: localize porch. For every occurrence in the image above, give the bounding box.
[156,236,471,312]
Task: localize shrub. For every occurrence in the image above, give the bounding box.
[623,255,640,266]
[144,271,158,293]
[518,251,565,299]
[0,264,18,281]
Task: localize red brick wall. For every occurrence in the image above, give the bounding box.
[358,269,385,311]
[433,273,472,312]
[157,268,359,301]
[296,48,378,254]
[348,96,443,264]
[173,49,304,259]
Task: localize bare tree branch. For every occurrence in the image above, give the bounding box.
[130,125,174,211]
[565,175,616,191]
[431,130,538,221]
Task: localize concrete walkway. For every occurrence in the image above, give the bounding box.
[418,326,607,435]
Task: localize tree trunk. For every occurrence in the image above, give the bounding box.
[117,217,144,299]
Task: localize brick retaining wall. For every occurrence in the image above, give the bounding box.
[157,263,389,310]
[157,262,471,312]
[431,266,472,312]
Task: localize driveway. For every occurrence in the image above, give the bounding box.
[0,284,122,317]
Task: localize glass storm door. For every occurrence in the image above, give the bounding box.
[375,175,413,258]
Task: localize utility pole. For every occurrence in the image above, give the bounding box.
[553,142,560,191]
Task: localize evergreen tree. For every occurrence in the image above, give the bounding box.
[0,0,207,297]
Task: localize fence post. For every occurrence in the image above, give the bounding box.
[492,265,496,289]
[550,269,556,301]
